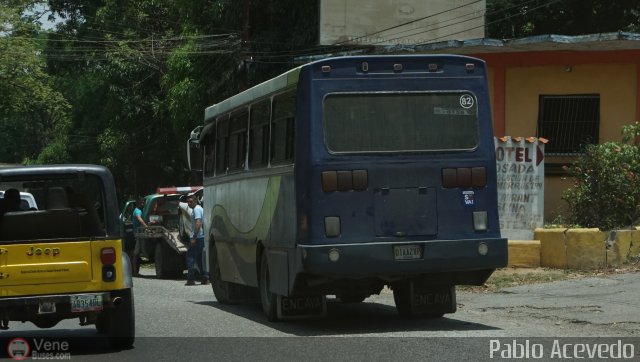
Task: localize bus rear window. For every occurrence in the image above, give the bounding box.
[323,92,479,152]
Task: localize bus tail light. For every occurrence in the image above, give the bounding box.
[322,170,368,192]
[472,167,486,187]
[322,171,337,192]
[325,216,340,237]
[337,171,352,191]
[442,168,457,188]
[441,167,486,189]
[352,170,368,191]
[473,211,488,232]
[458,168,471,188]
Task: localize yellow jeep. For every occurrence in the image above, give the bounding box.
[0,165,134,348]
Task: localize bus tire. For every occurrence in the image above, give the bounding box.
[154,241,183,279]
[259,251,278,321]
[210,241,233,304]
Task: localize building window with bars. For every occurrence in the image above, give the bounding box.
[537,94,600,155]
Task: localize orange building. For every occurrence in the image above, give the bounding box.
[403,32,640,222]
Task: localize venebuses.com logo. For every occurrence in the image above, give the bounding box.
[6,337,71,360]
[7,338,30,360]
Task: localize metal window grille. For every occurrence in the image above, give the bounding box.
[537,95,600,155]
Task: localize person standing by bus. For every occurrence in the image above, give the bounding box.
[131,198,148,277]
[186,195,209,286]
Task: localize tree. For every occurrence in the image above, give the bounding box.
[0,0,71,164]
[563,123,640,230]
[42,0,319,199]
[487,0,640,39]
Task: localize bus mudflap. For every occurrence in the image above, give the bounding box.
[277,294,327,320]
[393,280,456,316]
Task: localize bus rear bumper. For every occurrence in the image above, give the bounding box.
[298,238,508,283]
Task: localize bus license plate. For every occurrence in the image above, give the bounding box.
[70,294,103,313]
[393,244,422,260]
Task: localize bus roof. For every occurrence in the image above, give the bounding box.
[202,54,484,125]
[204,66,301,122]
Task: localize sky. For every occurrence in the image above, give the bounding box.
[31,2,64,30]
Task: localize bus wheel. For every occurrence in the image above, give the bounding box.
[259,252,278,321]
[210,241,232,304]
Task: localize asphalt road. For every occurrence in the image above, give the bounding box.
[2,268,639,361]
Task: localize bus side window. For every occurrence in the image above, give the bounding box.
[228,109,248,172]
[216,115,229,175]
[249,99,271,169]
[271,91,296,164]
[203,130,216,177]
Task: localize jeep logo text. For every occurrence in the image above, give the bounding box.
[26,246,60,257]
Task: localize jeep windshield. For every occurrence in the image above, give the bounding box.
[0,173,107,240]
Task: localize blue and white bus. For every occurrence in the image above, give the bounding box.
[188,55,508,320]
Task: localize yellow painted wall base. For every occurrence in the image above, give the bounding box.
[566,228,606,270]
[608,231,633,267]
[507,240,541,268]
[531,228,640,270]
[534,228,567,269]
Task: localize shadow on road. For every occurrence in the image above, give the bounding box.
[191,298,501,336]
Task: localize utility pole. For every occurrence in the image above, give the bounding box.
[242,0,250,43]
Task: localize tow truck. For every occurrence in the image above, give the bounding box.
[133,186,202,279]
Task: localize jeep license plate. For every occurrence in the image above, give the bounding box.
[70,294,103,313]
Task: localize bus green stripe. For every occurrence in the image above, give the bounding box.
[208,176,282,241]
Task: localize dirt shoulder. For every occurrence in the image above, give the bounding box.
[461,258,640,293]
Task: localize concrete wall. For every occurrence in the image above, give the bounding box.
[529,228,640,270]
[504,64,636,139]
[479,51,640,221]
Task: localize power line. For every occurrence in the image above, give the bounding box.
[330,0,485,46]
[415,0,564,46]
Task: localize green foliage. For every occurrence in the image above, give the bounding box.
[0,0,71,164]
[5,0,639,202]
[563,123,640,230]
[487,0,640,38]
[40,0,319,200]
